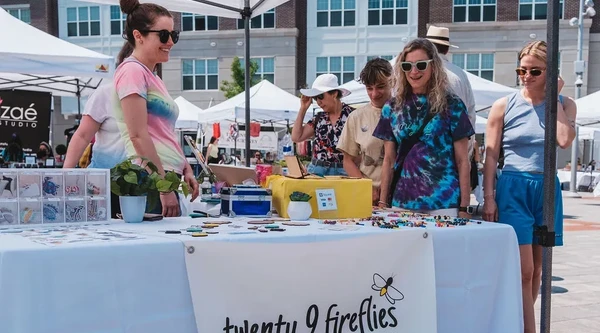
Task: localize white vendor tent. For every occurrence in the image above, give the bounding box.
[340,57,517,112]
[576,90,600,127]
[578,126,600,141]
[81,0,286,18]
[175,96,203,130]
[199,80,309,124]
[475,115,487,134]
[0,8,113,98]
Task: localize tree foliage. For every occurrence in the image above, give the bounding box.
[220,56,260,99]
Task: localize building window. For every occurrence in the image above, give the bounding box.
[182,59,219,91]
[453,0,496,22]
[317,0,356,27]
[237,8,275,29]
[316,56,355,84]
[110,5,126,36]
[182,13,218,31]
[66,6,101,37]
[367,55,394,61]
[4,6,31,24]
[452,53,495,81]
[519,0,563,20]
[241,58,276,83]
[368,0,408,25]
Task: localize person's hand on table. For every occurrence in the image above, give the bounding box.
[458,211,472,219]
[184,171,199,202]
[372,186,380,205]
[161,191,180,217]
[482,198,498,222]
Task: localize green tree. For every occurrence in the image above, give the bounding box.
[220,56,260,99]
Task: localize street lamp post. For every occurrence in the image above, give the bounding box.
[568,0,595,196]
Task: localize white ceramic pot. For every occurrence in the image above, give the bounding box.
[119,196,147,223]
[287,201,312,221]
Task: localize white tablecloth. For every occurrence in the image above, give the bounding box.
[0,218,522,333]
[557,170,600,188]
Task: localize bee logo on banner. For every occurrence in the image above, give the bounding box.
[0,90,52,153]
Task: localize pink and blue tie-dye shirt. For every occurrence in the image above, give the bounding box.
[113,57,186,174]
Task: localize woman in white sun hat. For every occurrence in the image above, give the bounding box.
[291,74,354,176]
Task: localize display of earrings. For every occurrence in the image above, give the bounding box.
[0,170,110,225]
[86,173,106,196]
[18,173,41,198]
[87,198,107,222]
[42,173,63,198]
[65,199,86,223]
[64,173,85,197]
[43,200,65,223]
[0,172,17,199]
[20,199,42,224]
[0,201,18,225]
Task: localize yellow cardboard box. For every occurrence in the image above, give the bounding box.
[267,175,372,219]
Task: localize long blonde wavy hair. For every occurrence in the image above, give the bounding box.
[392,38,449,114]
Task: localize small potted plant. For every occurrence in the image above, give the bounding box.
[287,191,313,220]
[111,157,160,223]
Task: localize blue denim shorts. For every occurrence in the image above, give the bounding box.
[307,163,347,177]
[496,171,563,246]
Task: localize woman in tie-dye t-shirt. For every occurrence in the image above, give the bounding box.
[113,0,198,217]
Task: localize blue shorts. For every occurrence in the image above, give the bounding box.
[496,171,563,246]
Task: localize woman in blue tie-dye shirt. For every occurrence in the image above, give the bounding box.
[374,38,474,218]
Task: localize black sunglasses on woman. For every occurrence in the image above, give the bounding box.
[140,29,180,44]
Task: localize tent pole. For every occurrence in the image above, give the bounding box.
[243,0,251,167]
[540,0,560,332]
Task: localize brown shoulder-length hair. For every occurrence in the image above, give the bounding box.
[392,38,449,114]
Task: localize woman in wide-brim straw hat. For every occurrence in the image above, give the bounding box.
[291,73,354,176]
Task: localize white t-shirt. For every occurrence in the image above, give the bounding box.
[84,84,127,169]
[444,57,476,160]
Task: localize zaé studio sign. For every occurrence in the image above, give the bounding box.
[0,90,51,151]
[222,273,405,333]
[184,232,437,333]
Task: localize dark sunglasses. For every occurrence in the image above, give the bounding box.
[141,29,180,44]
[400,60,433,72]
[515,68,545,76]
[313,93,325,101]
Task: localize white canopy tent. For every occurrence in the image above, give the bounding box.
[82,0,286,18]
[0,8,113,98]
[199,80,309,124]
[174,96,203,130]
[576,90,600,127]
[475,115,487,134]
[340,57,517,112]
[82,0,292,166]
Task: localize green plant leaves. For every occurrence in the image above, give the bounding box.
[124,171,137,184]
[110,156,191,198]
[156,179,173,192]
[289,191,312,202]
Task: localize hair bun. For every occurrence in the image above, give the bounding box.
[120,0,140,15]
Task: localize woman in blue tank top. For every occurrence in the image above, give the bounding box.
[482,41,577,333]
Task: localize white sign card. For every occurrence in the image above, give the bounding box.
[184,231,438,333]
[315,188,338,211]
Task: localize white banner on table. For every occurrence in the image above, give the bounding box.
[184,231,437,333]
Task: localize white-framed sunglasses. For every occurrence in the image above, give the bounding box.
[400,59,433,72]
